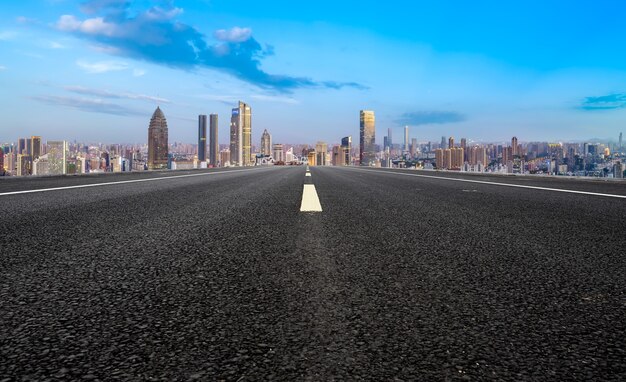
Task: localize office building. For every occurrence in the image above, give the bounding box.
[315,141,328,166]
[147,106,169,170]
[512,136,518,156]
[16,154,31,176]
[31,136,42,160]
[230,101,252,166]
[448,136,455,149]
[341,136,352,166]
[273,144,284,162]
[209,114,219,167]
[410,138,417,158]
[404,126,409,152]
[198,115,207,163]
[261,129,272,156]
[440,136,446,149]
[359,110,375,166]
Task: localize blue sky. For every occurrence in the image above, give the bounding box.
[1,0,625,145]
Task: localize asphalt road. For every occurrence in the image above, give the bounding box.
[1,166,625,381]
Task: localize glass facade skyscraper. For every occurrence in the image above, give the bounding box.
[148,106,168,170]
[359,110,375,166]
[198,115,207,162]
[230,101,252,166]
[209,114,219,167]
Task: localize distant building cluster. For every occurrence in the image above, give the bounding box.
[1,106,624,179]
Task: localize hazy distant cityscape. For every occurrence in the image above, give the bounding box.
[1,102,624,179]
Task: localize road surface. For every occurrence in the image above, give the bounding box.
[1,166,624,380]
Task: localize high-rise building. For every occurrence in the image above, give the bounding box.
[220,149,230,167]
[16,154,31,176]
[341,136,352,166]
[331,145,341,166]
[230,101,252,166]
[18,138,26,155]
[315,141,328,166]
[0,147,4,174]
[451,147,464,170]
[273,143,284,162]
[448,136,455,149]
[261,129,272,156]
[460,138,467,162]
[512,136,519,156]
[359,110,375,166]
[198,115,207,163]
[619,132,623,150]
[440,136,446,149]
[47,141,68,175]
[410,138,417,158]
[31,136,42,160]
[209,114,219,167]
[26,138,32,156]
[404,126,409,152]
[147,106,169,170]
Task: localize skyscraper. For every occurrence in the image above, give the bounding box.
[198,115,207,163]
[359,110,375,166]
[209,114,219,167]
[448,136,455,149]
[47,140,68,175]
[18,138,26,155]
[273,144,284,162]
[387,128,392,148]
[315,141,328,166]
[404,126,409,152]
[31,136,41,161]
[147,106,169,170]
[619,132,623,150]
[440,136,446,149]
[410,138,417,158]
[341,136,352,166]
[230,101,252,166]
[512,136,518,156]
[261,129,272,156]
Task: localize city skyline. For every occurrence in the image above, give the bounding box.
[2,1,626,144]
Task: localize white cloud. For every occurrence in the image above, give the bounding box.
[57,15,117,37]
[76,60,129,73]
[145,6,183,21]
[213,27,252,43]
[132,68,146,77]
[49,41,66,49]
[0,31,17,41]
[63,85,170,104]
[0,66,6,71]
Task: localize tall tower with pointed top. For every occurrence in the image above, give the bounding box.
[148,106,169,170]
[261,129,272,156]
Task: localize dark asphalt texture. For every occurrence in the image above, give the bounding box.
[1,166,625,381]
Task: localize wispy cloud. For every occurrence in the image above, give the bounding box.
[49,41,66,49]
[16,16,38,24]
[132,68,145,77]
[55,1,364,92]
[214,27,252,43]
[198,93,299,105]
[579,93,626,110]
[0,31,17,41]
[63,85,169,103]
[30,95,143,116]
[396,111,466,126]
[0,66,6,71]
[76,60,129,73]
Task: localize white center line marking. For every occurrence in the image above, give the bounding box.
[300,184,322,212]
[344,168,626,199]
[0,168,264,197]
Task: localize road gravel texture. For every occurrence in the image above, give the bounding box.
[1,166,625,381]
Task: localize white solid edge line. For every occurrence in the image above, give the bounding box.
[0,168,264,197]
[342,167,626,199]
[300,184,322,212]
